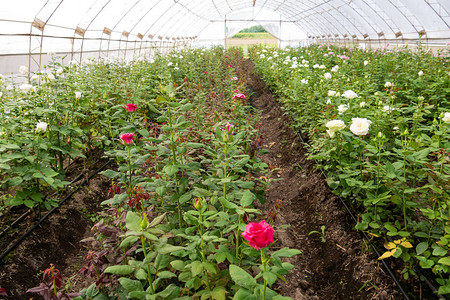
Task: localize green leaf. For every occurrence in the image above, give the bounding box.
[438,257,450,266]
[262,271,277,286]
[170,260,185,271]
[211,286,227,300]
[118,277,143,292]
[104,265,135,275]
[149,212,167,227]
[271,247,302,258]
[416,242,428,255]
[156,95,166,103]
[0,163,10,170]
[157,271,176,279]
[126,211,141,232]
[41,168,59,177]
[185,142,205,149]
[164,165,179,176]
[190,260,203,277]
[240,190,254,207]
[135,268,147,281]
[120,236,140,248]
[433,246,447,257]
[233,288,256,300]
[157,244,184,255]
[229,264,257,290]
[156,284,180,298]
[100,169,120,179]
[24,200,35,208]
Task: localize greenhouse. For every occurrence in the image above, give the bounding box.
[0,0,449,299]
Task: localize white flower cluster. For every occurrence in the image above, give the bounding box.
[36,121,48,132]
[342,90,358,99]
[325,119,346,138]
[350,118,372,135]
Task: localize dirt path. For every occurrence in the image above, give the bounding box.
[240,59,402,299]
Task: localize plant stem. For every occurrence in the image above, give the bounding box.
[260,249,267,300]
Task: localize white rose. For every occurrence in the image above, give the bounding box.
[328,90,336,97]
[360,102,366,107]
[168,62,173,66]
[319,64,326,69]
[31,74,40,81]
[313,64,319,69]
[443,112,450,123]
[342,90,358,99]
[75,92,82,99]
[36,121,48,132]
[19,65,28,75]
[6,85,13,90]
[300,79,308,84]
[382,105,395,112]
[324,72,332,80]
[418,70,423,76]
[0,92,2,97]
[325,119,346,138]
[326,99,332,104]
[350,118,372,135]
[338,104,349,114]
[20,83,33,93]
[56,68,63,74]
[364,60,369,66]
[384,81,393,87]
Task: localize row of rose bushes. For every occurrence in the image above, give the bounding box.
[0,54,173,212]
[250,44,450,295]
[1,48,301,299]
[68,48,300,299]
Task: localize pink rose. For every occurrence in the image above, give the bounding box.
[233,93,246,99]
[120,133,135,144]
[204,71,208,74]
[124,103,138,112]
[242,220,274,250]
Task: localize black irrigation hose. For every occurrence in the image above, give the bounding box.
[0,160,97,240]
[294,132,413,300]
[0,159,110,265]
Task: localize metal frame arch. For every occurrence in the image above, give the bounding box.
[292,1,363,38]
[28,0,65,75]
[155,7,196,39]
[297,4,356,39]
[73,0,112,62]
[353,0,399,38]
[424,0,450,29]
[150,5,186,39]
[312,1,368,37]
[389,0,425,35]
[142,1,179,37]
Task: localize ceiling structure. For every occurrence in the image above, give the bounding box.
[0,0,449,73]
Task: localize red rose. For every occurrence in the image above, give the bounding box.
[120,133,135,144]
[242,220,274,250]
[124,103,138,112]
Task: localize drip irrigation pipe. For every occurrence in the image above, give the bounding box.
[294,132,412,300]
[0,159,110,265]
[0,159,98,240]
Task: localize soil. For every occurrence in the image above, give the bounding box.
[0,59,437,300]
[0,158,111,299]
[239,59,434,299]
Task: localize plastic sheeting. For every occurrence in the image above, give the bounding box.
[0,0,449,72]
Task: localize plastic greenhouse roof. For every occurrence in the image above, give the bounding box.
[0,0,449,57]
